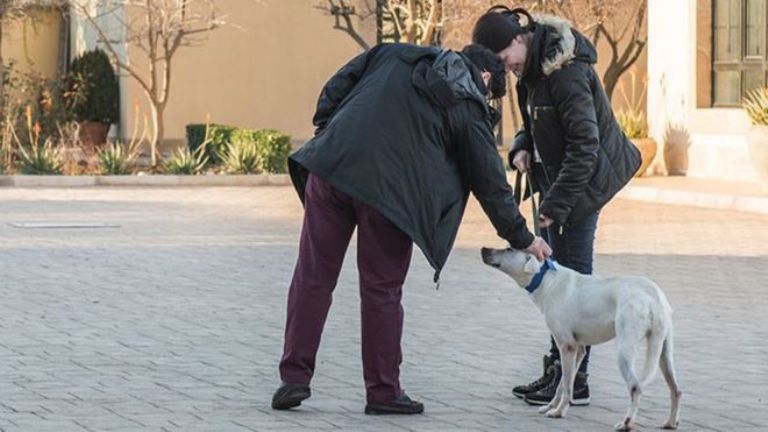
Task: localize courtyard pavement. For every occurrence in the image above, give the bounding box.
[0,186,766,431]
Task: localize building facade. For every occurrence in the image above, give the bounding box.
[648,0,764,181]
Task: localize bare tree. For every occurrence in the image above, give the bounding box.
[70,0,227,166]
[314,0,375,49]
[316,0,443,49]
[520,0,646,102]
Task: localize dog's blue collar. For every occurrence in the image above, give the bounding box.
[525,258,557,294]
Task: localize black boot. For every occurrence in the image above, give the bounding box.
[271,382,311,410]
[365,392,424,415]
[524,365,591,406]
[512,355,557,398]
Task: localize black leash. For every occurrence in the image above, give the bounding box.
[513,170,540,237]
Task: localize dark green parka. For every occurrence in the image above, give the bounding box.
[289,43,534,281]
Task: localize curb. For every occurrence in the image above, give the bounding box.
[617,184,768,215]
[0,174,292,187]
[3,174,767,215]
[505,172,768,215]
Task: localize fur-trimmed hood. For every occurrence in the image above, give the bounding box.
[527,14,597,78]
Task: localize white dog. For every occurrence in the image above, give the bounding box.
[481,247,682,431]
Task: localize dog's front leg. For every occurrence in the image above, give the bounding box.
[537,377,563,415]
[545,343,578,418]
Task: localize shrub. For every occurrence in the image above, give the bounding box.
[186,123,236,163]
[13,106,63,175]
[17,138,63,175]
[4,61,72,149]
[616,109,647,139]
[161,145,209,175]
[254,129,291,173]
[744,88,768,126]
[222,138,260,174]
[185,123,207,153]
[97,141,140,175]
[66,49,120,124]
[186,122,291,173]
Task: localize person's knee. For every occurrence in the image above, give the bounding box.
[361,283,403,309]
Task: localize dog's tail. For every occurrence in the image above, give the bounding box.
[639,328,666,386]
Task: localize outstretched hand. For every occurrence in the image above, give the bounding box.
[523,236,552,261]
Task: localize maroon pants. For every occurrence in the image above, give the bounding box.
[279,174,413,404]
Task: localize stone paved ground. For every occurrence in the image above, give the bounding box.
[0,186,766,431]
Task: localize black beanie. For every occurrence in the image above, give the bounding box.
[472,6,532,53]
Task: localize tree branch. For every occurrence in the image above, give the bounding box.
[71,1,153,100]
[617,40,646,78]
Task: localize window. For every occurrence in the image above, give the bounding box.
[712,0,768,106]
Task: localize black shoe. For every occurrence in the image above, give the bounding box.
[271,382,311,410]
[524,368,591,406]
[512,355,557,398]
[364,392,424,415]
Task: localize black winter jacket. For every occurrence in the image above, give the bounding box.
[510,15,641,225]
[289,43,534,281]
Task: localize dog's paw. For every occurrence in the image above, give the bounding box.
[614,418,635,431]
[537,405,552,414]
[661,420,679,429]
[545,409,564,418]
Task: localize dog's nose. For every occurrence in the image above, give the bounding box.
[481,247,492,262]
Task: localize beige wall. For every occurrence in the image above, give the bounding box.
[120,0,374,148]
[2,8,62,79]
[116,1,646,148]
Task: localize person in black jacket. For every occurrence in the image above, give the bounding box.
[472,6,641,407]
[271,43,552,415]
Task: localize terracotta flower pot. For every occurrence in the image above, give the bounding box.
[663,125,691,176]
[79,121,110,148]
[630,137,657,177]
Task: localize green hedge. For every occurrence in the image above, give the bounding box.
[185,123,238,164]
[185,123,291,173]
[255,129,291,173]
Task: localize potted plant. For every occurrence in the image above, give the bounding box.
[663,122,691,176]
[617,108,656,177]
[743,88,768,185]
[66,49,119,148]
[616,72,656,177]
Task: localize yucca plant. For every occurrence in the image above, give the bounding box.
[14,108,63,175]
[97,140,140,174]
[221,138,260,174]
[17,137,64,174]
[744,88,768,126]
[616,109,647,139]
[161,145,209,174]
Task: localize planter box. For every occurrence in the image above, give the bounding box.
[0,174,291,187]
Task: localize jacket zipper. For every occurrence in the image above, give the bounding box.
[529,85,568,235]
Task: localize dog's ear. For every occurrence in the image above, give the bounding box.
[523,255,541,274]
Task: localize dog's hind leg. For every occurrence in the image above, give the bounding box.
[659,328,682,429]
[615,325,644,431]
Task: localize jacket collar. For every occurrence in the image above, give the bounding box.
[522,14,594,83]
